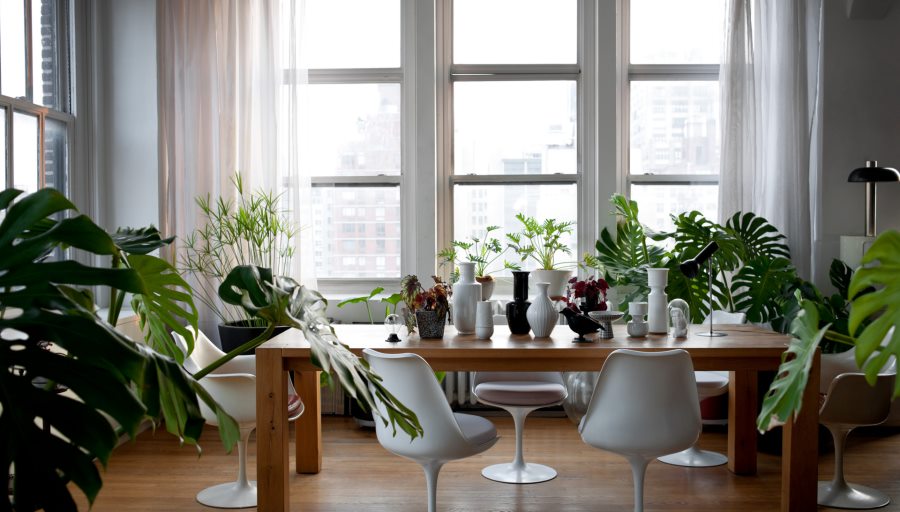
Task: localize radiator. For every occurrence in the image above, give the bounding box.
[443,371,479,407]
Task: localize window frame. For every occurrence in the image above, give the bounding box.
[435,0,601,295]
[621,0,722,221]
[1,0,76,198]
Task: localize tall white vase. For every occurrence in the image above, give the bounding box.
[527,282,559,338]
[453,262,481,334]
[647,268,669,334]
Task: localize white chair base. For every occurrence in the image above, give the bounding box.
[482,462,557,484]
[657,444,727,467]
[196,481,257,509]
[818,481,891,509]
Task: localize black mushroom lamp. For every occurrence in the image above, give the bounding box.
[848,160,900,237]
[679,241,724,337]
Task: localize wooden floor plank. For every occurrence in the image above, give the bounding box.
[72,416,900,511]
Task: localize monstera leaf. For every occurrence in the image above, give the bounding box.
[848,230,900,397]
[732,257,796,323]
[757,298,828,432]
[0,188,233,511]
[213,265,423,439]
[829,259,853,299]
[670,210,742,273]
[725,211,791,261]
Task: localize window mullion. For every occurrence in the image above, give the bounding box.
[24,0,35,103]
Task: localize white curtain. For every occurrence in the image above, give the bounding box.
[157,0,309,337]
[718,0,824,279]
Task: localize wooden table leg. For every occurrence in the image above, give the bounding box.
[295,370,322,474]
[256,348,289,512]
[781,352,820,512]
[728,370,758,475]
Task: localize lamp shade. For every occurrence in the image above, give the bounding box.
[679,241,719,279]
[848,160,900,182]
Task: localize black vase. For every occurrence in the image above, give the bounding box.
[218,321,289,355]
[506,271,531,335]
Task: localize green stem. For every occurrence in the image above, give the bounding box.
[107,253,123,325]
[194,323,276,379]
[824,330,856,348]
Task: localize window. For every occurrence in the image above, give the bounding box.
[1,0,74,198]
[300,0,402,280]
[626,0,724,231]
[442,0,580,278]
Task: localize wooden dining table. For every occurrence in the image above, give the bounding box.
[255,323,820,512]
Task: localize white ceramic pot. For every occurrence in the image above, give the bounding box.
[530,269,572,299]
[452,262,481,334]
[475,301,494,340]
[527,282,559,338]
[476,276,495,301]
[647,268,669,334]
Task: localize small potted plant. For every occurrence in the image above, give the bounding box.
[506,213,576,298]
[401,275,450,338]
[438,225,519,300]
[566,275,610,314]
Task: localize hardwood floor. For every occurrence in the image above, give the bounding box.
[73,416,900,511]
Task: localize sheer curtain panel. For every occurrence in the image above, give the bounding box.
[157,0,309,337]
[718,0,823,279]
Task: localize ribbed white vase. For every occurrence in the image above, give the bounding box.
[526,282,558,338]
[452,262,481,334]
[647,268,669,334]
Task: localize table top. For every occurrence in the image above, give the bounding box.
[262,323,793,372]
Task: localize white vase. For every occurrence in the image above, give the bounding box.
[527,282,559,338]
[452,262,481,334]
[530,269,572,299]
[475,301,494,340]
[647,268,669,334]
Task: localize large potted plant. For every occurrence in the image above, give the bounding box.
[506,214,576,299]
[181,173,297,352]
[0,187,423,510]
[438,225,519,300]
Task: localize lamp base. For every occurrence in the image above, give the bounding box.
[697,331,727,337]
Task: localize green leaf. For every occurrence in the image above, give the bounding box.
[725,211,791,261]
[757,300,828,432]
[829,258,853,299]
[733,257,796,323]
[337,287,384,308]
[113,226,176,255]
[848,230,900,397]
[127,253,199,363]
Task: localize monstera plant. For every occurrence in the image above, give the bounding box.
[0,188,227,511]
[587,194,850,344]
[756,230,900,431]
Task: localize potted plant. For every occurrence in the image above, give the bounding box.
[400,275,450,338]
[438,225,519,300]
[506,213,576,298]
[566,275,610,314]
[181,173,297,352]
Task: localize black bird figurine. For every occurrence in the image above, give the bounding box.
[560,306,602,343]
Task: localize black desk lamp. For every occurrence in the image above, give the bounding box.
[679,241,724,337]
[848,160,900,237]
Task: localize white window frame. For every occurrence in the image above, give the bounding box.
[1,0,76,198]
[435,0,605,295]
[620,0,721,210]
[312,0,622,298]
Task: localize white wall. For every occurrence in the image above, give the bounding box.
[96,0,159,231]
[818,2,900,286]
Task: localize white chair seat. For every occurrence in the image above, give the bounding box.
[695,371,729,399]
[473,381,568,406]
[454,413,499,446]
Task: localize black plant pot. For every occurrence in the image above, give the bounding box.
[415,310,446,338]
[218,321,289,355]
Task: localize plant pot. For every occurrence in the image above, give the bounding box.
[476,275,495,301]
[415,310,446,338]
[218,321,289,355]
[531,269,572,299]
